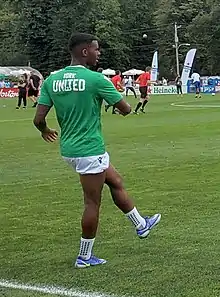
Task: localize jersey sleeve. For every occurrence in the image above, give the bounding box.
[38,79,53,107]
[97,75,123,106]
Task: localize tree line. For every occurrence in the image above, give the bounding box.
[0,0,219,77]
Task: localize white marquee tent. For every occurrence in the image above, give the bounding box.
[122,69,144,76]
[0,66,43,78]
[102,68,116,76]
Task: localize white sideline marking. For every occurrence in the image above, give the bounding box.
[0,118,34,123]
[0,279,117,297]
[0,117,55,123]
[171,102,220,108]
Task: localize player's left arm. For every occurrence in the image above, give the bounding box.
[33,80,58,142]
[97,75,131,116]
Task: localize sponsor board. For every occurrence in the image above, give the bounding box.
[0,88,19,98]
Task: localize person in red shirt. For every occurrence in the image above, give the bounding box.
[134,66,151,114]
[112,70,123,90]
[106,70,124,114]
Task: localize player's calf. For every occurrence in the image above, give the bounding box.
[105,165,161,236]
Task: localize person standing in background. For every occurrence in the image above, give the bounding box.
[0,80,4,88]
[110,70,124,114]
[124,76,137,98]
[175,75,183,97]
[162,77,168,86]
[133,66,151,114]
[16,74,28,109]
[28,72,42,107]
[191,71,201,99]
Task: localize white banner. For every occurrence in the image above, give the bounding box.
[151,51,158,81]
[181,49,197,85]
[125,85,187,95]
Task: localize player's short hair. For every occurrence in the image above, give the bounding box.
[68,33,98,53]
[116,70,121,75]
[97,68,103,73]
[145,66,151,72]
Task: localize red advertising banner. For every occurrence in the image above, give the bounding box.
[0,88,19,98]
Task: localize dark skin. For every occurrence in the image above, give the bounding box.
[33,39,134,239]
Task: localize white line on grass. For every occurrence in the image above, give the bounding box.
[0,118,34,123]
[171,102,220,108]
[0,117,55,123]
[0,279,118,297]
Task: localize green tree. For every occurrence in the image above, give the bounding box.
[16,0,56,73]
[0,1,27,66]
[120,0,158,70]
[186,1,220,74]
[49,0,126,71]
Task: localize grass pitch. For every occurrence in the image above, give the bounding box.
[0,95,220,297]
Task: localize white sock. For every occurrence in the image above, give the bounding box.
[78,238,95,260]
[126,207,146,230]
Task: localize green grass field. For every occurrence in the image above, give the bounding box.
[0,95,220,297]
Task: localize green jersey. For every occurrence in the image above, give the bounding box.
[38,66,123,157]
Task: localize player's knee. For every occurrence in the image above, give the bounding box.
[83,190,102,207]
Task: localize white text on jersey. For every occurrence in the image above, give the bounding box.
[53,79,86,92]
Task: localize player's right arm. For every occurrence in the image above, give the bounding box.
[97,75,131,116]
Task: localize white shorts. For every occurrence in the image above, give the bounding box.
[63,152,110,175]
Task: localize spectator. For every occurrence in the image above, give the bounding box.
[16,75,28,109]
[28,71,42,107]
[124,76,137,98]
[0,80,4,88]
[175,75,183,97]
[162,77,168,86]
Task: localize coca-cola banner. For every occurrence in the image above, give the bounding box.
[0,88,19,98]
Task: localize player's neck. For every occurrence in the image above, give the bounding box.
[70,58,86,67]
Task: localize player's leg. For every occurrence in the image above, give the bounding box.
[80,172,105,239]
[105,164,161,238]
[28,89,38,107]
[32,91,38,107]
[133,87,144,114]
[180,86,183,97]
[23,91,27,108]
[195,82,199,98]
[140,98,149,113]
[75,171,107,268]
[131,87,137,98]
[129,87,137,98]
[28,90,36,103]
[112,106,116,114]
[126,87,129,97]
[63,153,109,268]
[176,86,179,97]
[16,92,22,109]
[198,82,201,98]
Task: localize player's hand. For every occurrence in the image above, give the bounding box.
[41,128,58,143]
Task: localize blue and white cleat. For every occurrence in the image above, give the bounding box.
[137,214,161,239]
[75,255,107,268]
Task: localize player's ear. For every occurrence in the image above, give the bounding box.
[82,48,88,57]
